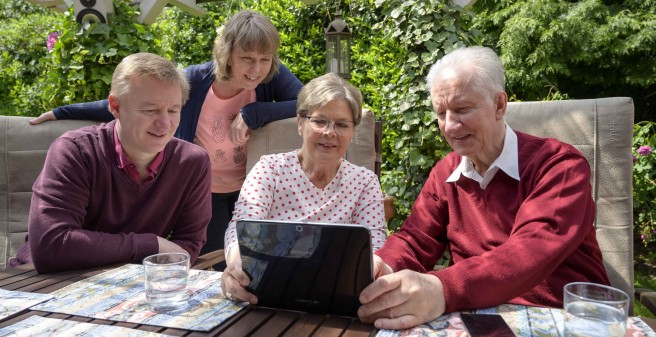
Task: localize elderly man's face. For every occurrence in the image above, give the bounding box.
[431,69,506,172]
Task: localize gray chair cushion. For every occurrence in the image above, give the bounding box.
[0,116,97,269]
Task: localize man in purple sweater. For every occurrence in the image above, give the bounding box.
[357,46,609,329]
[9,53,212,273]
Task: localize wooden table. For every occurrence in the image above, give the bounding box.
[0,264,376,337]
[2,264,655,336]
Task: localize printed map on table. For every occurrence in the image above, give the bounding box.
[31,264,246,331]
[0,315,172,337]
[376,304,656,337]
[0,288,53,320]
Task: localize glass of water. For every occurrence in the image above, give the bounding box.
[563,282,629,337]
[143,253,190,312]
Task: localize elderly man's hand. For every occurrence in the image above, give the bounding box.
[358,269,446,330]
[230,112,250,145]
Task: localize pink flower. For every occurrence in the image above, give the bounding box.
[641,234,646,240]
[638,145,652,156]
[632,155,637,163]
[46,32,60,52]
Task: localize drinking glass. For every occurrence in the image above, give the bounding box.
[143,252,190,312]
[563,282,629,337]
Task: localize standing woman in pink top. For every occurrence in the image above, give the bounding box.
[29,11,304,268]
[220,73,387,304]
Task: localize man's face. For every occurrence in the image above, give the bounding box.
[430,69,506,169]
[109,76,182,162]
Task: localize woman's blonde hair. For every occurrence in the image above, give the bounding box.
[212,10,280,82]
[297,73,363,126]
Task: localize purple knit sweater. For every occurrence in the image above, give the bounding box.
[11,120,212,272]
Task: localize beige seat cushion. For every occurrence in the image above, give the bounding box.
[505,97,635,304]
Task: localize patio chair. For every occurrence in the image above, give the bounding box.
[504,97,650,314]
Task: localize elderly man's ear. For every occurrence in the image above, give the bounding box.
[495,91,508,120]
[108,95,120,119]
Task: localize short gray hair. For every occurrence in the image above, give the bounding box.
[110,52,189,105]
[297,73,363,126]
[425,46,505,102]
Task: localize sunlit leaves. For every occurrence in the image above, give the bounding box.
[473,0,655,121]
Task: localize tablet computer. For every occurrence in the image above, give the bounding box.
[236,219,374,317]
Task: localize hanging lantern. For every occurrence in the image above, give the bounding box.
[324,11,351,79]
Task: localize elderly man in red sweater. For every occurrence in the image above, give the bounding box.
[9,53,212,273]
[358,46,609,329]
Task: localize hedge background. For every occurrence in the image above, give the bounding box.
[0,0,653,239]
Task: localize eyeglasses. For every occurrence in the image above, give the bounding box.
[303,116,355,136]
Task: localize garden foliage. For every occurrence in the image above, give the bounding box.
[472,0,656,122]
[39,1,161,111]
[633,122,656,246]
[0,0,59,115]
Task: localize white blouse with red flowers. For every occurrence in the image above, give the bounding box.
[224,151,387,256]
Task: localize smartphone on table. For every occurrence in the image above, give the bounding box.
[460,313,515,337]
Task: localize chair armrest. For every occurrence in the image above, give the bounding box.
[191,249,225,271]
[636,287,656,316]
[384,195,396,222]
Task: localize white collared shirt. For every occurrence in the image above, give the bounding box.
[446,123,520,189]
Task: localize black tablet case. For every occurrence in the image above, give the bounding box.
[236,219,374,317]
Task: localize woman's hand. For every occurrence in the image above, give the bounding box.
[230,112,251,145]
[29,111,56,125]
[222,248,258,304]
[372,254,393,279]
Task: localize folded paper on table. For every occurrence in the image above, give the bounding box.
[0,315,172,336]
[0,288,53,320]
[376,304,656,337]
[31,264,246,331]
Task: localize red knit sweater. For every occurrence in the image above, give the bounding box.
[376,131,609,312]
[12,121,212,272]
